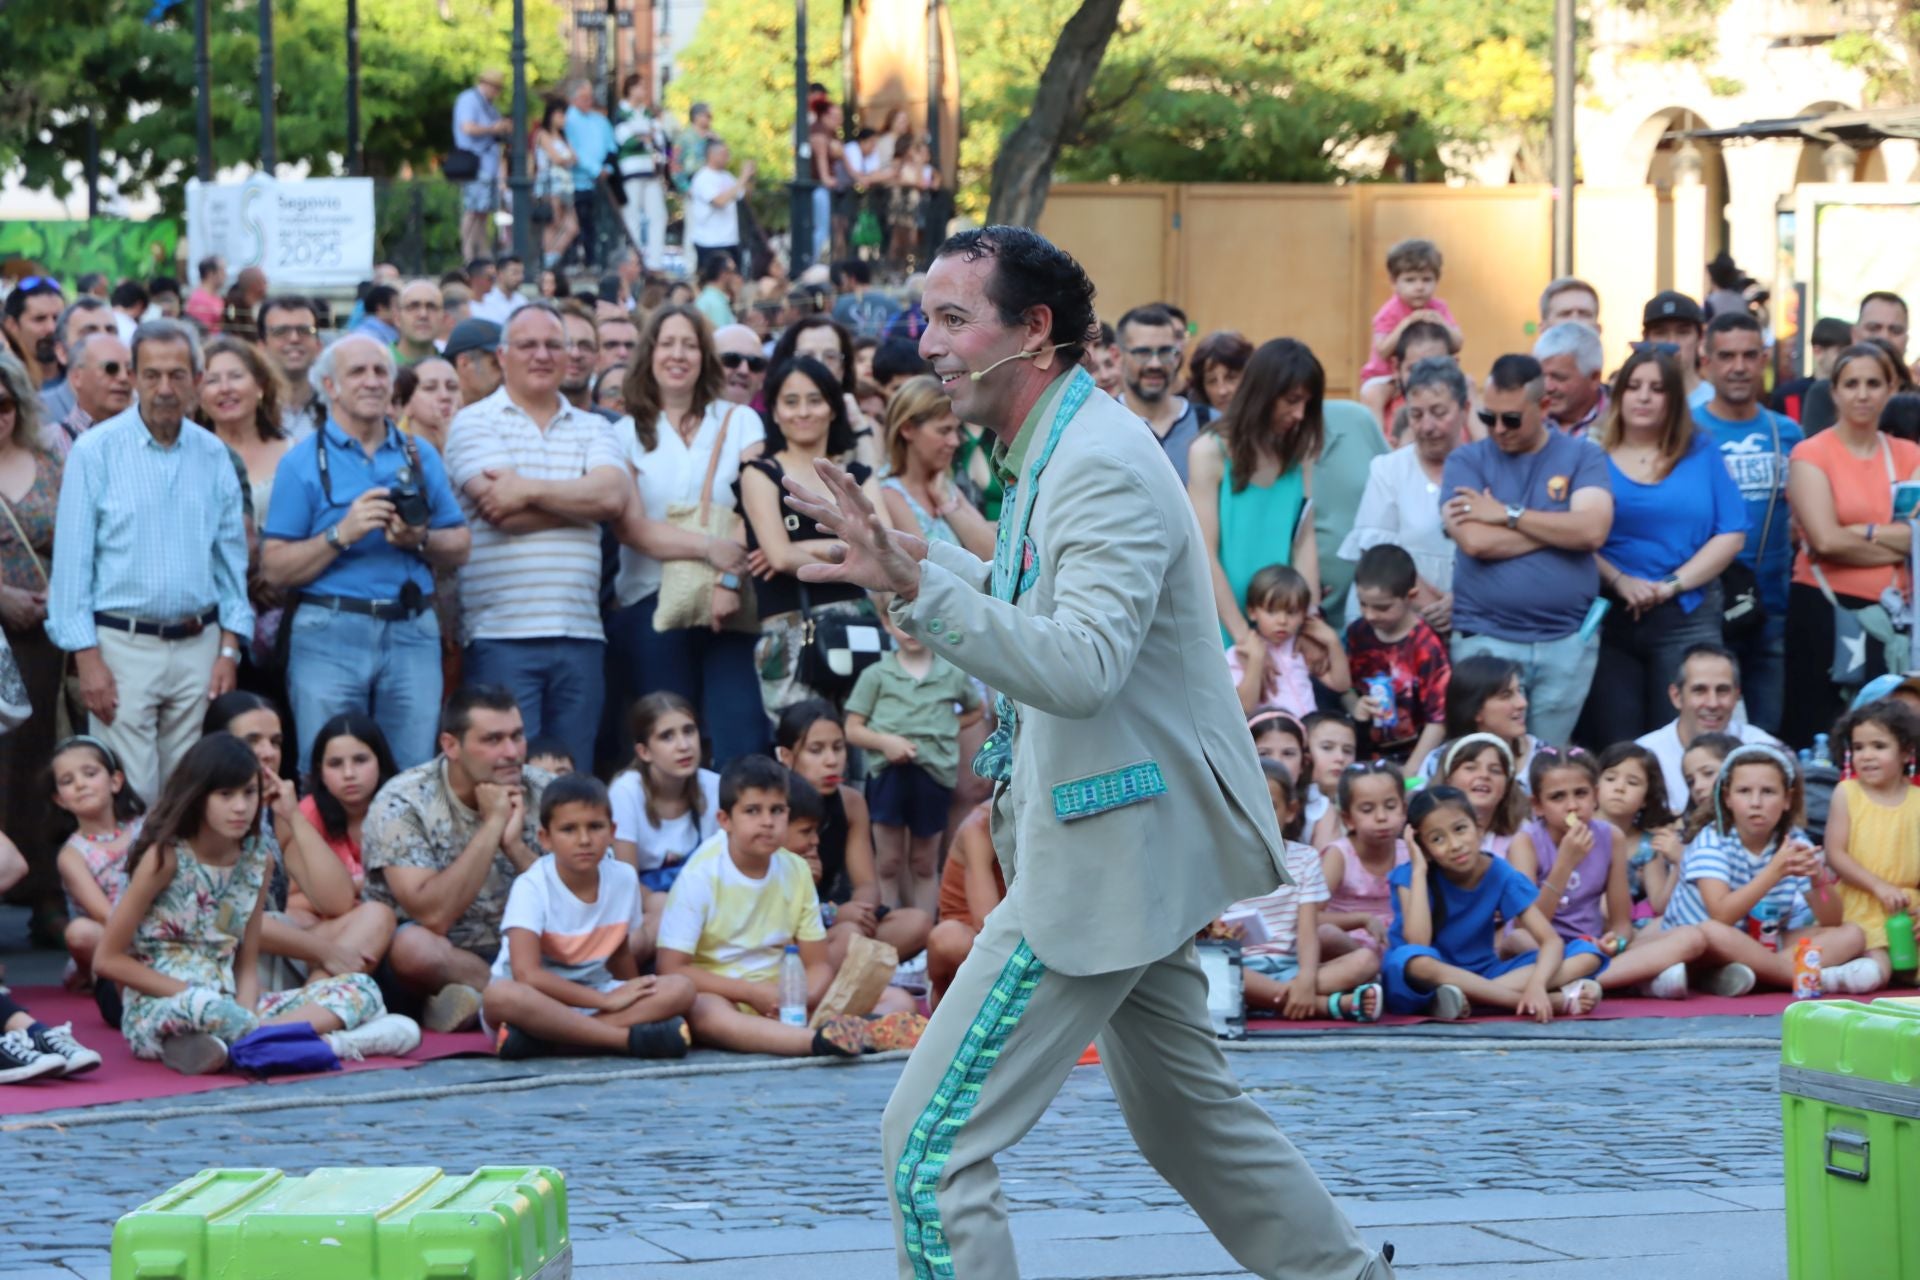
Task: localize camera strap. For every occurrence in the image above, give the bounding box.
[316,417,421,507]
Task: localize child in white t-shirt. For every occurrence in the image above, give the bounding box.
[609,693,722,967]
[1221,760,1383,1021]
[480,776,697,1059]
[657,756,923,1057]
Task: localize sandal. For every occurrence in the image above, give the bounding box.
[862,1010,929,1053]
[1327,983,1384,1023]
[1559,978,1603,1016]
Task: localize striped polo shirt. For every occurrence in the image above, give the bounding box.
[445,386,625,643]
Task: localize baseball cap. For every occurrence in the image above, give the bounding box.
[478,69,506,89]
[1849,672,1920,711]
[442,318,501,363]
[1642,291,1704,328]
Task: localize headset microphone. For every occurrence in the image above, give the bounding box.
[943,343,1072,384]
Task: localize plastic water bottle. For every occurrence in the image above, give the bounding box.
[1792,937,1823,999]
[1798,747,1813,766]
[779,945,808,1027]
[1366,674,1398,736]
[1888,909,1918,983]
[1812,734,1832,768]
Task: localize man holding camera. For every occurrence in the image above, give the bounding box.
[263,334,471,773]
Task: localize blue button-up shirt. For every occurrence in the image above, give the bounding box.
[263,418,465,600]
[565,105,618,193]
[48,406,254,651]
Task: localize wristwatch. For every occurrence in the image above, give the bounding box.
[219,645,241,663]
[1504,503,1525,530]
[324,524,344,550]
[718,572,742,591]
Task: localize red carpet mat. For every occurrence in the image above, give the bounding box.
[0,986,491,1118]
[1247,988,1854,1033]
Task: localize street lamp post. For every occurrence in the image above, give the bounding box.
[259,0,277,174]
[1551,0,1575,276]
[346,0,362,176]
[790,0,814,277]
[195,0,213,181]
[510,0,535,267]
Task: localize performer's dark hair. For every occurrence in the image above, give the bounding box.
[933,226,1099,364]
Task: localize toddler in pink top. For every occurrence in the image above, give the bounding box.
[1357,238,1464,382]
[1318,762,1410,957]
[1227,564,1348,720]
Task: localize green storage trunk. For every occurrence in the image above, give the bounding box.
[1780,998,1920,1280]
[111,1166,570,1280]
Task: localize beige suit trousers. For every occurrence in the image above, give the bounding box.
[881,886,1393,1280]
[93,627,218,806]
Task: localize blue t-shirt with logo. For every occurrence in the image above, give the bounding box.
[1444,429,1611,643]
[1693,404,1802,616]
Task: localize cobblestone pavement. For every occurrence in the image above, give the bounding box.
[0,1022,1789,1279]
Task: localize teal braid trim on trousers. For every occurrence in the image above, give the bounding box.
[893,939,1047,1280]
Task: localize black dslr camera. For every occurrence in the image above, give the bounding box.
[389,465,431,526]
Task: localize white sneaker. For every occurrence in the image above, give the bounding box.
[1646,963,1690,1000]
[325,1013,422,1062]
[1705,962,1757,998]
[0,1028,65,1084]
[31,1022,103,1075]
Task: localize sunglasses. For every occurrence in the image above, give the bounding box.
[1632,341,1681,356]
[266,324,319,340]
[1475,408,1527,430]
[13,276,61,295]
[720,352,768,372]
[1125,345,1181,363]
[90,361,125,377]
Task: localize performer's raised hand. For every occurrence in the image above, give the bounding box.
[783,460,928,599]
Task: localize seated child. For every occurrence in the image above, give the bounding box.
[1818,700,1920,989]
[843,602,983,915]
[50,736,146,1021]
[1249,708,1308,795]
[1661,744,1870,993]
[1343,544,1450,771]
[776,700,933,966]
[1302,711,1359,847]
[1357,237,1463,383]
[1679,731,1740,839]
[481,774,697,1059]
[927,801,1006,1008]
[96,733,418,1074]
[609,693,721,967]
[0,828,103,1081]
[1318,762,1409,958]
[657,755,924,1058]
[1226,760,1382,1021]
[525,737,576,777]
[1508,748,1718,1000]
[1229,565,1349,719]
[289,714,397,928]
[1596,743,1685,928]
[1437,734,1521,859]
[1383,786,1606,1021]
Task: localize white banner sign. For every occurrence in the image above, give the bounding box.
[186,176,375,288]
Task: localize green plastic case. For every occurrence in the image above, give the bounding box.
[1780,998,1920,1280]
[111,1166,570,1280]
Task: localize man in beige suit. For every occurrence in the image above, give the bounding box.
[785,227,1394,1280]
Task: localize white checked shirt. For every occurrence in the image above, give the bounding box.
[445,386,625,644]
[47,407,253,651]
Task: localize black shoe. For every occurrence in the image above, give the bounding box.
[495,1024,550,1060]
[627,1016,691,1059]
[93,979,123,1031]
[0,1028,64,1084]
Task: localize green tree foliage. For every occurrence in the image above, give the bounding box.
[0,0,569,211]
[671,0,1554,221]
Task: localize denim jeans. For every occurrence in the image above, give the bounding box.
[463,636,605,773]
[605,591,768,771]
[1578,585,1725,748]
[286,603,444,774]
[1451,627,1601,749]
[1726,611,1787,737]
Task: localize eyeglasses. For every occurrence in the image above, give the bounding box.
[1475,408,1527,430]
[1126,345,1181,364]
[511,339,567,355]
[266,324,318,340]
[401,300,443,313]
[720,352,768,372]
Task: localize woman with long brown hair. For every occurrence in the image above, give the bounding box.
[1187,338,1325,642]
[608,304,764,767]
[201,337,289,520]
[1577,347,1746,745]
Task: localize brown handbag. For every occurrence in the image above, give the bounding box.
[653,405,758,633]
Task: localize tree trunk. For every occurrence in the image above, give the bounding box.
[984,0,1125,228]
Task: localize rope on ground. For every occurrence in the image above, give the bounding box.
[2,1032,1778,1131]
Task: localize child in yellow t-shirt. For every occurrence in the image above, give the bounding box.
[1822,701,1920,991]
[656,756,922,1056]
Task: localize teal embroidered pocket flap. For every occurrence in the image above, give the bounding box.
[1052,760,1167,822]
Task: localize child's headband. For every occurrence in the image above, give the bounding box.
[53,734,122,774]
[1440,732,1514,778]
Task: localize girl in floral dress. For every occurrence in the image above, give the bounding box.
[94,734,415,1075]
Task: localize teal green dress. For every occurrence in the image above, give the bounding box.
[1218,456,1308,635]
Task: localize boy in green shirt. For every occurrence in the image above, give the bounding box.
[844,607,984,916]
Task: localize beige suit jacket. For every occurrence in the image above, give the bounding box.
[893,380,1290,976]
